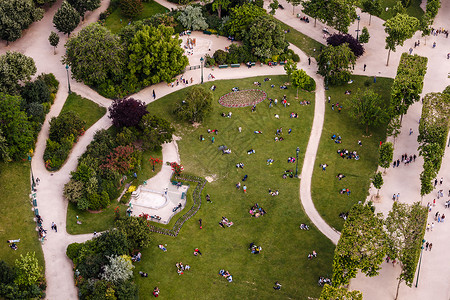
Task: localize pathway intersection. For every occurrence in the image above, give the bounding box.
[1,0,449,298]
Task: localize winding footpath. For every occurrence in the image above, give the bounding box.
[1,0,448,298]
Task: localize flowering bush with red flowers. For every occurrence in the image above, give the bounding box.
[168,162,184,176]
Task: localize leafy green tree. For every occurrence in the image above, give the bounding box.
[64,178,85,204]
[378,142,393,170]
[443,85,450,95]
[138,114,174,151]
[359,27,370,43]
[385,202,427,300]
[419,12,432,45]
[14,252,43,287]
[386,116,401,144]
[0,93,34,160]
[361,0,381,25]
[174,85,212,123]
[226,3,266,40]
[53,0,80,36]
[244,15,288,59]
[67,0,101,20]
[0,129,11,162]
[318,44,356,86]
[372,171,383,196]
[116,216,153,250]
[425,0,440,19]
[392,0,406,16]
[420,160,434,197]
[63,23,126,87]
[332,204,387,287]
[21,79,51,105]
[326,0,357,33]
[284,59,298,80]
[0,0,44,45]
[291,69,315,97]
[212,0,231,18]
[48,111,86,143]
[348,89,388,134]
[302,0,329,27]
[0,51,37,95]
[101,255,134,283]
[120,0,143,18]
[269,0,279,15]
[286,0,302,15]
[48,31,60,54]
[383,14,419,65]
[127,25,189,87]
[320,285,363,300]
[178,6,208,31]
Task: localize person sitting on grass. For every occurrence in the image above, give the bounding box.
[300,223,310,230]
[336,173,346,180]
[267,158,274,165]
[194,248,202,256]
[273,281,282,290]
[290,113,299,118]
[158,244,167,252]
[236,162,244,169]
[247,149,255,155]
[254,130,263,134]
[153,287,160,297]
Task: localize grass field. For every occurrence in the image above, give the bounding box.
[61,93,106,130]
[311,75,394,231]
[66,149,163,235]
[104,1,169,33]
[134,75,335,299]
[0,161,44,268]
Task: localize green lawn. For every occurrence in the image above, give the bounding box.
[66,149,163,235]
[104,1,169,33]
[276,20,325,59]
[61,93,106,130]
[137,75,335,299]
[0,161,44,268]
[312,75,394,231]
[361,0,424,21]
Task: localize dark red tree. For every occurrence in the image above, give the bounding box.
[327,33,365,57]
[108,97,148,128]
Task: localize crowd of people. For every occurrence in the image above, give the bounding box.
[249,203,266,217]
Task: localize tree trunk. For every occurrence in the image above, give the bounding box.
[314,18,317,27]
[218,5,222,19]
[293,5,295,15]
[296,87,299,99]
[369,14,372,26]
[395,278,402,300]
[377,189,380,196]
[54,46,56,55]
[386,49,391,66]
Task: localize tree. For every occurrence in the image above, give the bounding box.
[0,51,37,95]
[53,1,80,36]
[286,0,302,15]
[21,79,51,105]
[386,115,401,144]
[63,23,126,87]
[302,0,329,27]
[378,142,393,170]
[48,111,85,143]
[101,255,134,283]
[419,12,432,45]
[178,6,208,31]
[317,44,356,86]
[348,89,388,134]
[48,31,60,54]
[320,285,363,300]
[64,178,85,204]
[359,27,370,44]
[420,160,434,197]
[138,114,174,151]
[291,69,315,97]
[244,15,288,59]
[67,0,101,20]
[326,33,364,57]
[332,204,387,287]
[425,0,440,19]
[212,0,231,19]
[361,0,381,25]
[101,144,140,174]
[109,97,148,128]
[385,202,427,299]
[120,0,143,18]
[14,252,43,287]
[0,129,11,162]
[383,14,419,65]
[372,171,383,196]
[0,0,44,45]
[116,216,153,250]
[174,85,212,123]
[284,59,297,80]
[269,0,279,15]
[127,25,189,88]
[226,3,266,40]
[303,0,357,32]
[0,93,35,160]
[392,1,406,16]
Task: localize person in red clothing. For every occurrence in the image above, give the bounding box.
[153,287,159,297]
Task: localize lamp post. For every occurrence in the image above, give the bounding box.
[415,239,426,287]
[65,65,71,94]
[356,15,361,41]
[200,57,204,84]
[295,147,300,177]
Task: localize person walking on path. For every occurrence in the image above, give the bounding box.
[409,128,413,135]
[425,241,429,250]
[153,89,156,99]
[429,243,433,251]
[308,57,311,65]
[363,64,366,71]
[439,177,443,185]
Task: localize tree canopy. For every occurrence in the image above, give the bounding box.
[178,5,208,31]
[67,0,101,20]
[348,89,388,134]
[138,114,175,151]
[372,171,383,196]
[384,14,419,65]
[326,33,364,57]
[53,0,80,36]
[63,23,127,86]
[317,44,356,85]
[48,31,60,54]
[109,97,148,128]
[0,51,37,95]
[378,142,394,169]
[320,285,363,300]
[361,0,381,25]
[127,25,189,88]
[174,85,213,123]
[225,3,266,40]
[302,0,357,32]
[0,0,44,44]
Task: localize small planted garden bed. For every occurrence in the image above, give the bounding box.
[218,89,267,107]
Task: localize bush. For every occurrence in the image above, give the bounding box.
[109,97,148,128]
[174,85,213,123]
[120,0,143,18]
[213,49,228,65]
[37,73,59,94]
[20,79,51,104]
[327,33,364,57]
[66,243,83,260]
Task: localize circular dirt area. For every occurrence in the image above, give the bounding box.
[218,89,267,108]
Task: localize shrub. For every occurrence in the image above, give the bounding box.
[109,97,148,128]
[120,0,143,18]
[213,49,228,65]
[327,33,364,57]
[20,79,51,104]
[66,243,83,260]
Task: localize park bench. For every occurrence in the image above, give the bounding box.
[33,199,37,207]
[203,30,212,35]
[231,63,240,68]
[34,209,39,216]
[219,64,228,69]
[279,61,286,65]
